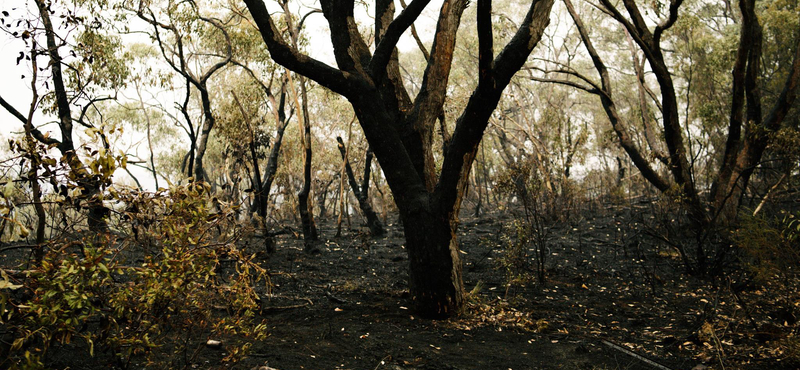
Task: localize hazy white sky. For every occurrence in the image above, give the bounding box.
[0,0,442,135]
[0,0,443,189]
[0,32,39,139]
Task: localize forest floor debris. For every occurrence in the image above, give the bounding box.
[3,206,797,369]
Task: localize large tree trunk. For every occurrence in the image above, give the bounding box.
[244,0,554,317]
[402,206,464,317]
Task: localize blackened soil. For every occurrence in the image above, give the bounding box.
[231,205,797,370]
[7,203,798,370]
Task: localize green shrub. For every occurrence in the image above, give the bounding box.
[1,183,269,369]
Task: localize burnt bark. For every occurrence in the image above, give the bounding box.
[336,137,385,236]
[244,0,554,317]
[292,73,319,247]
[710,0,800,222]
[179,81,197,178]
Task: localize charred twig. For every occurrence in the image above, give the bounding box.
[324,287,348,304]
[601,339,674,370]
[260,303,308,312]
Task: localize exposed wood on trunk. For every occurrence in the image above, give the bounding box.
[244,0,554,318]
[404,0,468,191]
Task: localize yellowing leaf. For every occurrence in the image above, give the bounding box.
[0,280,22,290]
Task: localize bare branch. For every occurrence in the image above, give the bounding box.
[527,76,599,95]
[0,95,28,124]
[0,95,61,146]
[370,0,431,78]
[244,0,356,96]
[653,0,684,44]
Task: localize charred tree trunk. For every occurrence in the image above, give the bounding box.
[401,205,464,318]
[710,0,800,222]
[336,137,385,236]
[244,0,554,317]
[290,73,318,248]
[193,87,216,183]
[180,81,197,178]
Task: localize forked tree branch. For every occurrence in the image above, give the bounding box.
[434,0,555,212]
[369,0,432,78]
[244,0,355,96]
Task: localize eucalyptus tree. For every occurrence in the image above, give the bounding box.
[210,65,295,251]
[243,0,555,317]
[129,0,232,183]
[208,7,300,230]
[535,0,799,274]
[569,0,795,216]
